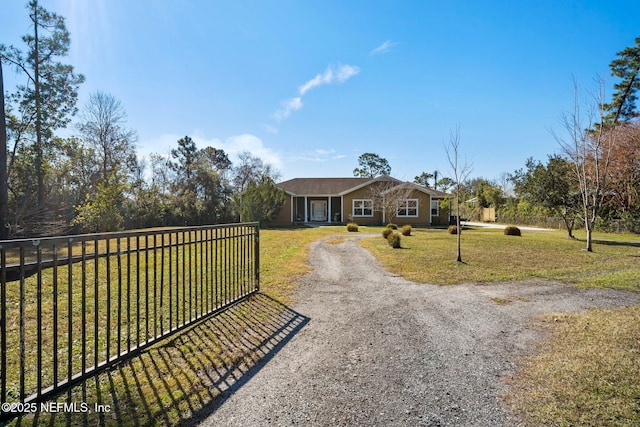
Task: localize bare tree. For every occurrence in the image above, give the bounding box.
[555,77,616,252]
[367,178,414,225]
[445,127,473,262]
[78,91,137,184]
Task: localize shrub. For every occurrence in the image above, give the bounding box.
[386,223,398,230]
[401,225,412,236]
[504,226,521,236]
[448,225,459,234]
[387,231,402,248]
[382,227,393,239]
[346,222,359,232]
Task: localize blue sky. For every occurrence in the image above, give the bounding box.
[2,1,640,183]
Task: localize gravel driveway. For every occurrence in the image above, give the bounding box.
[201,234,640,426]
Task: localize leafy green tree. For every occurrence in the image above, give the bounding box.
[193,146,233,223]
[474,179,503,209]
[1,0,84,231]
[604,36,640,123]
[72,170,128,232]
[353,152,391,178]
[239,177,286,224]
[414,171,434,187]
[510,156,580,238]
[168,136,235,225]
[435,177,454,192]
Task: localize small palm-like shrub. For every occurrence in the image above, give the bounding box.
[386,223,398,230]
[387,231,402,248]
[504,226,521,236]
[448,225,459,234]
[346,222,359,232]
[401,225,412,236]
[382,227,393,239]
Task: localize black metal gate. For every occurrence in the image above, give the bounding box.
[0,223,259,417]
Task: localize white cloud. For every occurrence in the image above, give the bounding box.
[262,124,279,134]
[221,134,283,170]
[142,132,282,170]
[273,97,303,121]
[288,148,347,162]
[299,64,361,95]
[371,40,397,55]
[271,63,360,122]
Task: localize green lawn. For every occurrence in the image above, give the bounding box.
[360,227,640,290]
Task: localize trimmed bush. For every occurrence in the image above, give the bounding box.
[346,222,359,232]
[387,231,402,248]
[386,223,398,230]
[401,225,412,236]
[504,226,521,236]
[382,227,393,239]
[448,225,459,234]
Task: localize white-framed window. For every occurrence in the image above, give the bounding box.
[352,199,373,217]
[397,199,418,217]
[431,200,439,216]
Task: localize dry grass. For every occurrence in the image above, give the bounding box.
[258,226,342,304]
[505,306,640,426]
[359,227,640,290]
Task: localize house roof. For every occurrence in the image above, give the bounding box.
[276,177,371,195]
[276,176,448,198]
[381,182,448,198]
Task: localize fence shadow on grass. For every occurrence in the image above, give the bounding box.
[12,293,309,427]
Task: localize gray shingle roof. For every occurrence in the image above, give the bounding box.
[276,178,372,195]
[276,177,448,197]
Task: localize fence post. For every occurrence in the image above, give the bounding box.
[254,224,260,292]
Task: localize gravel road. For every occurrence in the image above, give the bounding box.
[201,234,640,426]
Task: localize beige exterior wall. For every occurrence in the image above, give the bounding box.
[430,198,449,226]
[343,185,382,225]
[272,183,449,227]
[344,186,432,226]
[271,195,293,225]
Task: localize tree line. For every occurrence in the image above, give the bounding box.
[1,1,284,238]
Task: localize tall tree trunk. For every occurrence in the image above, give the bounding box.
[33,1,45,212]
[0,58,8,239]
[456,197,462,262]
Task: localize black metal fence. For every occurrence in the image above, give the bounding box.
[0,223,259,414]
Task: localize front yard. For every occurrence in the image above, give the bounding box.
[359,226,640,290]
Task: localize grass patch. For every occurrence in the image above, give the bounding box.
[13,294,308,426]
[504,306,640,426]
[258,226,343,304]
[359,227,640,289]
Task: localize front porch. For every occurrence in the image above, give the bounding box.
[292,196,343,224]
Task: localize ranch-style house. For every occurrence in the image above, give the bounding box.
[271,175,449,227]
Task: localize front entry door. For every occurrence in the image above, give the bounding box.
[310,201,327,221]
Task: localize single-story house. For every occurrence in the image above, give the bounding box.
[271,175,449,226]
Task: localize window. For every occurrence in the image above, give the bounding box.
[431,200,439,216]
[397,199,418,217]
[352,199,373,217]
